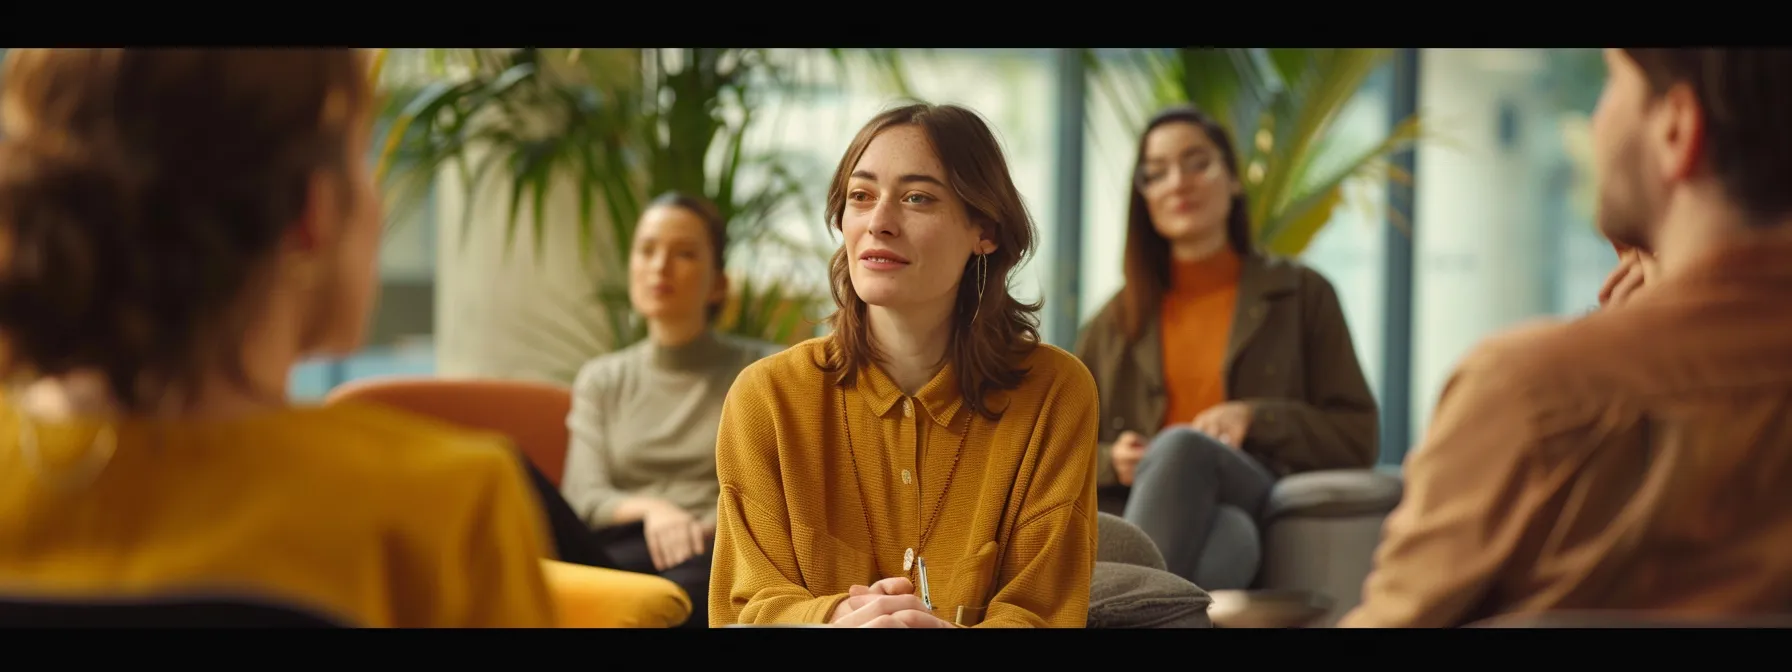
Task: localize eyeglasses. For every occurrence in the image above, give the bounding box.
[1136,153,1222,193]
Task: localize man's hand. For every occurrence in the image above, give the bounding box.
[1112,431,1149,486]
[1191,402,1253,448]
[1600,245,1658,310]
[641,500,707,571]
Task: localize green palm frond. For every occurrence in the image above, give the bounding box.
[372,49,903,358]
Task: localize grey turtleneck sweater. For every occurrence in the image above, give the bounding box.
[560,329,782,530]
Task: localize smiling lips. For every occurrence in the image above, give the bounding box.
[859,248,911,271]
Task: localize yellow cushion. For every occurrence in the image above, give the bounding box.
[540,559,692,628]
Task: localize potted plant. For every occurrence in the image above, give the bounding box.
[371,48,907,381]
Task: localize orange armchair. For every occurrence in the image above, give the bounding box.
[326,376,573,485]
[324,376,692,628]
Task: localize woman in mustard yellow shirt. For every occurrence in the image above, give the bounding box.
[0,49,554,627]
[708,103,1101,628]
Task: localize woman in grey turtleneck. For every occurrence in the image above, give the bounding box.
[559,192,782,629]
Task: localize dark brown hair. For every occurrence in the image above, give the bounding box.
[1118,105,1255,343]
[1622,48,1792,223]
[643,190,728,322]
[0,48,373,411]
[821,102,1041,420]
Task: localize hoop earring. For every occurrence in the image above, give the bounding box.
[969,253,988,325]
[19,417,118,492]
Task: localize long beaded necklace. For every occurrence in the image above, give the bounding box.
[838,386,970,583]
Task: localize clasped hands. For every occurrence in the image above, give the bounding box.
[640,499,713,571]
[1113,401,1253,486]
[828,577,955,628]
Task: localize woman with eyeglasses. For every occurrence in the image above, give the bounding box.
[1073,105,1379,591]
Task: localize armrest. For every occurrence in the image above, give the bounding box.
[1088,561,1213,629]
[1263,469,1403,523]
[1096,512,1168,571]
[540,559,693,628]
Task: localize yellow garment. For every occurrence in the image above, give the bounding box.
[0,398,556,628]
[542,559,692,628]
[709,337,1100,627]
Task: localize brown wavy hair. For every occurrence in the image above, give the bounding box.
[0,48,372,411]
[1118,105,1257,343]
[820,103,1041,420]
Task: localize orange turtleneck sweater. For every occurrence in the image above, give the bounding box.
[1160,246,1242,427]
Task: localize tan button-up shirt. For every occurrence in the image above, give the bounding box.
[1344,233,1792,627]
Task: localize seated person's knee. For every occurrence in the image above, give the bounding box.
[1141,427,1229,469]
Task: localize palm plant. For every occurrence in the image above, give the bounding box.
[373,48,908,365]
[1086,48,1426,256]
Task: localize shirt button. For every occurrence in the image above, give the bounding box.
[901,469,912,485]
[903,399,914,417]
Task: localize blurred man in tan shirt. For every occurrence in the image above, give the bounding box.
[1343,48,1792,628]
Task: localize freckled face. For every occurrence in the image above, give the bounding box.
[841,124,984,312]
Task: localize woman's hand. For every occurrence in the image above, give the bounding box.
[641,500,707,571]
[831,594,953,628]
[1112,431,1149,486]
[828,577,952,627]
[1191,402,1253,448]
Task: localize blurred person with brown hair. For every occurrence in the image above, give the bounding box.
[559,191,782,629]
[0,49,554,627]
[1073,105,1378,590]
[1344,48,1792,627]
[707,103,1099,628]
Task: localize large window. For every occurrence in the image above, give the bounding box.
[1407,48,1608,444]
[288,117,439,400]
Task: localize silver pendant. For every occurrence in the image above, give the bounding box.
[903,547,915,572]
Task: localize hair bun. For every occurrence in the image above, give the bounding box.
[0,136,161,381]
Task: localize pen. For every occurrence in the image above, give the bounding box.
[917,557,933,611]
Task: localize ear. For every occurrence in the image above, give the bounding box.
[287,170,340,255]
[974,238,998,256]
[709,268,730,305]
[1656,82,1705,182]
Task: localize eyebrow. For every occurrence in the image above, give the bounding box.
[1145,148,1214,164]
[850,170,948,189]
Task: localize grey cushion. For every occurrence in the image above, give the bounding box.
[1264,469,1403,522]
[1096,512,1166,571]
[1088,561,1213,628]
